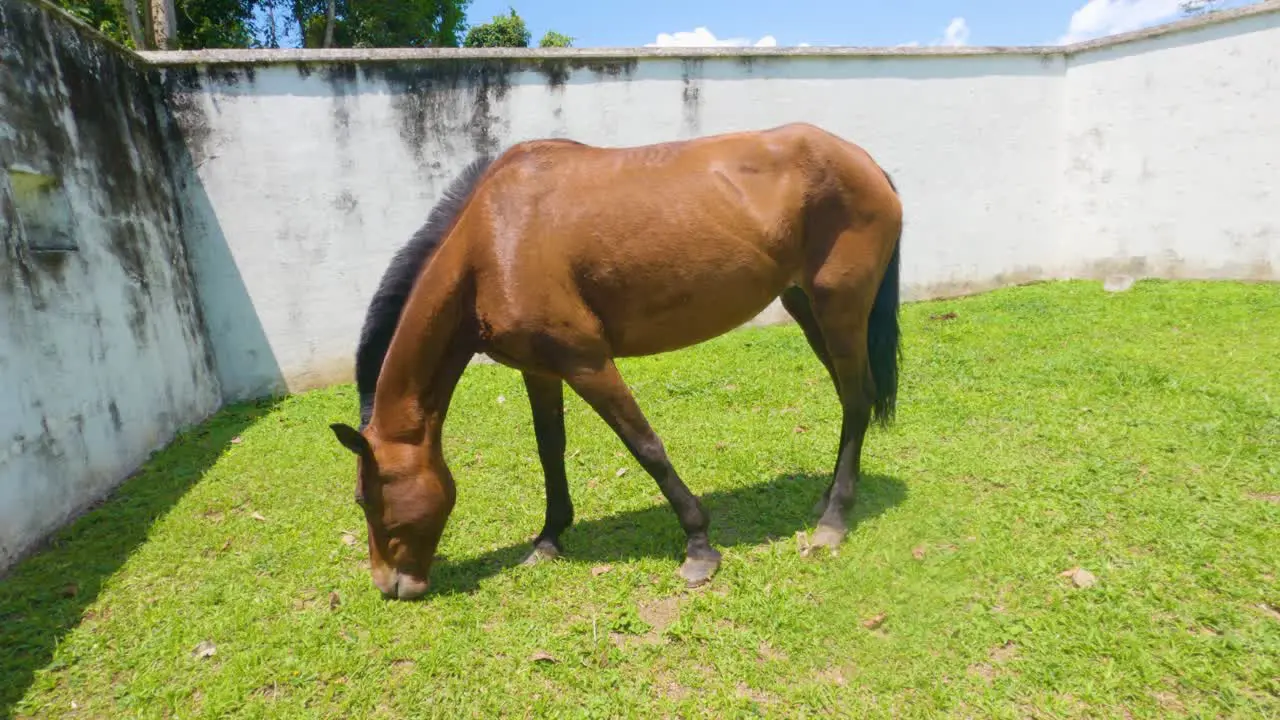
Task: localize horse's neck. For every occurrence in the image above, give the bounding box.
[370,255,474,446]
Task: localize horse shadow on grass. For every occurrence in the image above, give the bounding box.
[428,471,908,597]
[0,397,278,716]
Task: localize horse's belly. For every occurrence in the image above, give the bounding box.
[589,257,792,357]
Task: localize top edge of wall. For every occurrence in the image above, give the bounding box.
[140,45,1062,65]
[124,0,1280,67]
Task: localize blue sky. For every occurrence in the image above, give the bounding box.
[462,0,1258,48]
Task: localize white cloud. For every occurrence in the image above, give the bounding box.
[647,27,779,47]
[1059,0,1188,44]
[898,17,971,48]
[940,17,971,46]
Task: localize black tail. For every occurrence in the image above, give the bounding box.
[868,170,902,427]
[355,155,497,429]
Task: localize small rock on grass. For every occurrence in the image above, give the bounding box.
[530,650,558,664]
[1060,567,1097,588]
[193,640,217,659]
[590,565,613,577]
[796,531,812,557]
[862,613,887,630]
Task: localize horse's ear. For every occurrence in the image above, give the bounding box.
[330,423,370,457]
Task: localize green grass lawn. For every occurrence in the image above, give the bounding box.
[2,280,1278,718]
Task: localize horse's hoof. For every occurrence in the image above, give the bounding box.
[521,544,560,566]
[809,524,847,552]
[677,555,720,587]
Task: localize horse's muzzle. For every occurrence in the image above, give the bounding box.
[373,567,430,600]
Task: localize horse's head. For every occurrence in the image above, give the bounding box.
[329,422,455,600]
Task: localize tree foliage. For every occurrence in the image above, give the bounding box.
[55,0,135,46]
[290,0,469,48]
[177,0,256,48]
[462,7,528,47]
[538,30,571,48]
[50,0,472,49]
[52,0,256,48]
[48,0,568,51]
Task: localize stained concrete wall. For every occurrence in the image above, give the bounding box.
[152,53,1068,399]
[142,1,1280,402]
[0,0,222,569]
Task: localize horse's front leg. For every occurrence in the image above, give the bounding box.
[562,359,721,587]
[521,372,575,565]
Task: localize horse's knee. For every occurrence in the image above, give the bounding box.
[630,434,669,470]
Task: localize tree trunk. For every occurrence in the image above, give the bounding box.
[263,0,280,48]
[322,0,336,48]
[148,0,176,50]
[120,0,148,49]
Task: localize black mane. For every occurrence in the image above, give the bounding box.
[355,154,497,429]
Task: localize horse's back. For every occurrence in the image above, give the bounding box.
[488,123,895,229]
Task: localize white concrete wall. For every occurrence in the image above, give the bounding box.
[157,53,1072,399]
[0,0,222,570]
[1061,10,1280,280]
[133,2,1280,402]
[152,2,1280,401]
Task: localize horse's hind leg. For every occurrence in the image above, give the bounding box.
[781,286,845,517]
[521,372,575,566]
[562,359,721,586]
[806,260,883,551]
[781,285,838,392]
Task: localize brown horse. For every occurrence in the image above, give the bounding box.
[330,122,903,600]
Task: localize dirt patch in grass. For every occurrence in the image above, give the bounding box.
[756,640,788,664]
[736,681,779,707]
[611,595,680,648]
[651,672,693,702]
[968,641,1019,683]
[639,596,679,632]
